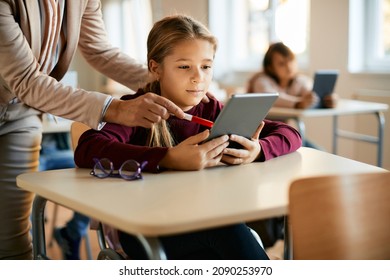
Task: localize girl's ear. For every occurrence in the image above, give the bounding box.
[149,60,160,80]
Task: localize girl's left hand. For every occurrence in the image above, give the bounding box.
[322,93,338,108]
[201,91,215,103]
[221,122,265,165]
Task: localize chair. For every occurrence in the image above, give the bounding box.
[70,122,126,260]
[288,172,390,260]
[70,121,90,151]
[41,124,93,259]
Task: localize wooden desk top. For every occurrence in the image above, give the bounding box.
[268,99,388,118]
[17,147,386,237]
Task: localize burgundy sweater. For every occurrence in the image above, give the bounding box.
[74,90,302,172]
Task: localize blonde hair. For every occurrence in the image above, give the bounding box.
[145,15,218,147]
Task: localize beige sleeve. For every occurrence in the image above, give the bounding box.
[0,1,110,129]
[250,74,299,108]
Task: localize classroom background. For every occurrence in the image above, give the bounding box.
[69,0,390,170]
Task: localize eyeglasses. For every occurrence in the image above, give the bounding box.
[90,158,148,181]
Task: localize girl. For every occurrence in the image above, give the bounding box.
[74,15,302,260]
[247,42,337,109]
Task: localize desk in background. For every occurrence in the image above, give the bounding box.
[42,114,73,134]
[267,99,388,167]
[40,114,74,170]
[16,147,386,260]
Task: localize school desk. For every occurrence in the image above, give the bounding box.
[16,147,387,260]
[267,99,388,167]
[42,114,73,134]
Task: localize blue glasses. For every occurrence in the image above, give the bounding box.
[90,158,148,181]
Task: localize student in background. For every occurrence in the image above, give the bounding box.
[247,42,337,109]
[0,0,185,260]
[247,41,339,149]
[246,42,337,252]
[74,15,302,259]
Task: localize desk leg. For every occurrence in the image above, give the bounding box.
[376,111,385,167]
[136,235,167,260]
[333,112,385,167]
[283,216,293,260]
[32,195,49,260]
[292,117,306,145]
[332,116,338,155]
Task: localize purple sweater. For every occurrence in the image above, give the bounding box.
[74,90,302,172]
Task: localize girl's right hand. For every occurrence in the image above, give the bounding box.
[159,130,230,170]
[295,92,319,109]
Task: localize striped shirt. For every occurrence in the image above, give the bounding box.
[38,0,67,74]
[9,0,66,105]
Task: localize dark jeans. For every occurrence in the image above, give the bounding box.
[119,223,269,260]
[246,217,285,249]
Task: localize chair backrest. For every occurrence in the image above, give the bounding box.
[70,122,90,151]
[288,172,390,260]
[69,121,126,259]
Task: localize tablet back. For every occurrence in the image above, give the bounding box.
[207,93,278,141]
[312,70,338,108]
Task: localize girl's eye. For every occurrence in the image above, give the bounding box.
[178,65,190,69]
[202,65,212,70]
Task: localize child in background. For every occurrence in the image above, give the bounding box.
[246,42,337,252]
[74,15,302,259]
[247,42,337,109]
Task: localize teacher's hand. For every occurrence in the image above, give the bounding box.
[104,92,185,128]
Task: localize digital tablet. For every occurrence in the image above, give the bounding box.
[312,70,339,108]
[205,93,278,146]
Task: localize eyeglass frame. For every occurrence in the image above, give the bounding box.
[90,157,148,181]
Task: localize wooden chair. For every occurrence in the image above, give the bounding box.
[288,172,390,260]
[70,122,126,260]
[45,122,93,259]
[70,122,90,151]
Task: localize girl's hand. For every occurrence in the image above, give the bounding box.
[295,92,319,109]
[322,93,338,108]
[159,130,230,170]
[221,122,265,165]
[200,91,215,103]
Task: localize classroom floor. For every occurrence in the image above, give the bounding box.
[43,202,284,260]
[44,201,100,260]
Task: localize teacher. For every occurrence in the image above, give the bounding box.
[0,0,184,259]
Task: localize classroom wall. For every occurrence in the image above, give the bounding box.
[71,0,390,169]
[150,0,209,25]
[308,0,390,169]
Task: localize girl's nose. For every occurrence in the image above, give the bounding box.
[191,68,203,83]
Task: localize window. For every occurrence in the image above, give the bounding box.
[101,0,152,64]
[100,0,152,92]
[349,0,390,73]
[209,0,310,80]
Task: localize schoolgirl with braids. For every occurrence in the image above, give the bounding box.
[75,15,301,259]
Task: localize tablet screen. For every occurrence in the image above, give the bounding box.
[205,93,278,145]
